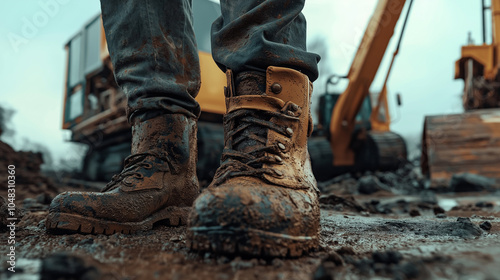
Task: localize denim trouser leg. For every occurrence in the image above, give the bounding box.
[100,0,320,123]
[212,0,320,81]
[100,0,201,122]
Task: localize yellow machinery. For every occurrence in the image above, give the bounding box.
[311,0,411,179]
[455,0,500,110]
[422,0,500,187]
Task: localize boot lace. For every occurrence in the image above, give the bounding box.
[102,152,164,192]
[212,105,299,186]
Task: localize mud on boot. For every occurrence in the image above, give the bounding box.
[188,66,320,257]
[47,114,199,235]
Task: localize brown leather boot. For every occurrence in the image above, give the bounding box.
[47,114,199,234]
[187,66,320,257]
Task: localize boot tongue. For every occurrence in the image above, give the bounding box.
[235,71,266,96]
[233,71,268,158]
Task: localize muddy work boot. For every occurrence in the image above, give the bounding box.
[188,66,320,257]
[47,114,199,234]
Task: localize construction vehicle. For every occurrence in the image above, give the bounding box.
[422,0,500,187]
[311,0,411,180]
[456,0,500,110]
[62,0,411,183]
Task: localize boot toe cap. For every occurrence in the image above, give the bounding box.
[189,180,319,237]
[49,191,100,218]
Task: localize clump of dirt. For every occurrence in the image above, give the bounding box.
[449,173,497,192]
[319,194,367,213]
[0,140,58,202]
[313,249,448,280]
[41,252,101,280]
[0,196,25,231]
[363,191,446,217]
[318,162,425,196]
[375,217,483,238]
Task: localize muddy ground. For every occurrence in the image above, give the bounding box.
[2,187,500,279]
[1,146,500,279]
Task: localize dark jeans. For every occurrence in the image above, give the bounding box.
[100,0,320,122]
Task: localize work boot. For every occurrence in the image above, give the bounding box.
[188,66,320,257]
[47,114,199,234]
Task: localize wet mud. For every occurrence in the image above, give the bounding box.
[2,187,500,279]
[2,140,500,279]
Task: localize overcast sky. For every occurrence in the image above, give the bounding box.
[0,0,484,165]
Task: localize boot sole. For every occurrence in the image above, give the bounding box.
[187,226,318,257]
[46,206,190,235]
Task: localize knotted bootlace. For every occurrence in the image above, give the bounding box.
[212,107,299,186]
[102,152,168,192]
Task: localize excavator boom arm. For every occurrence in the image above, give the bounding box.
[329,0,406,166]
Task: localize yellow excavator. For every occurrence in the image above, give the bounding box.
[61,0,412,183]
[456,0,500,110]
[311,0,411,180]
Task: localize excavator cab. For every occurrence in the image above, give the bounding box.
[316,75,373,138]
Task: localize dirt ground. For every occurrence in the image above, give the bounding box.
[1,183,499,280]
[1,141,500,280]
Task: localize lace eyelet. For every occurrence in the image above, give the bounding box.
[123,177,133,186]
[286,127,294,136]
[144,163,153,169]
[277,142,286,151]
[275,155,283,163]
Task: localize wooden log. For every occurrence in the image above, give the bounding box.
[422,108,500,188]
